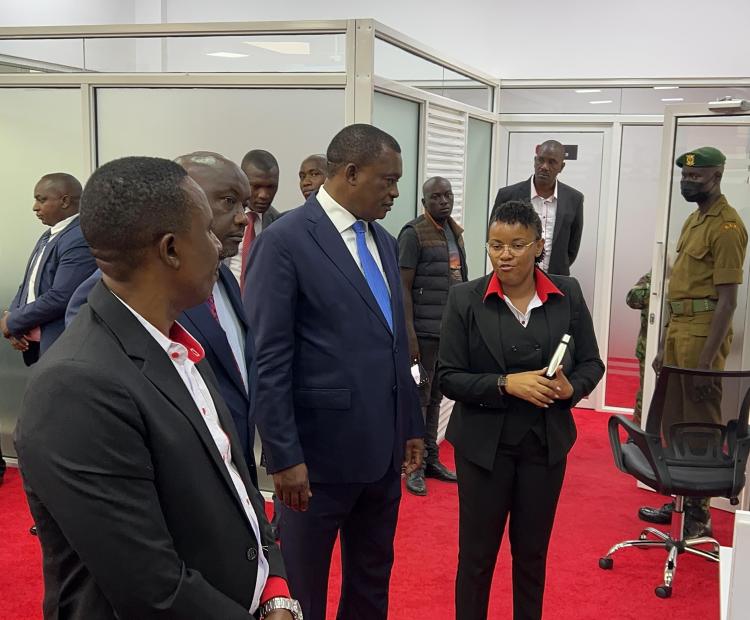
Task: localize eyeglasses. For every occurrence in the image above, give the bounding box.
[485,240,538,256]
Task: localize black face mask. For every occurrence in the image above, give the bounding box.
[680,179,713,203]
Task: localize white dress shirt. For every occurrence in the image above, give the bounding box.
[503,292,543,329]
[212,278,248,392]
[26,213,79,304]
[226,212,263,282]
[529,177,557,272]
[316,185,390,293]
[114,295,268,613]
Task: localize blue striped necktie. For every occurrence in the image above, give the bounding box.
[352,220,392,331]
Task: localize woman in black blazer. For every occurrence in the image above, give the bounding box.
[438,201,604,620]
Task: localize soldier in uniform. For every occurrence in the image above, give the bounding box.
[626,271,651,426]
[639,147,748,538]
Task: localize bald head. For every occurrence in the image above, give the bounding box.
[175,151,250,259]
[33,172,83,226]
[421,176,454,223]
[533,140,566,194]
[299,154,327,198]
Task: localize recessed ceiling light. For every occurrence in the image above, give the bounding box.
[206,52,248,58]
[661,97,684,102]
[575,89,602,93]
[654,86,679,90]
[589,100,614,105]
[245,42,311,55]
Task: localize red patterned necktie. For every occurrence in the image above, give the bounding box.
[206,293,220,323]
[240,212,257,290]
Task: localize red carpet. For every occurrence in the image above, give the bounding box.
[0,409,732,619]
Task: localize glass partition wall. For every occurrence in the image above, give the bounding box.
[10,25,748,460]
[0,20,497,469]
[497,81,750,413]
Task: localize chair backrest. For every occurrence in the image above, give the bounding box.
[645,366,750,488]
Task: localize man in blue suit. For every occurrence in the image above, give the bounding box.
[2,173,96,366]
[245,124,424,620]
[66,153,259,485]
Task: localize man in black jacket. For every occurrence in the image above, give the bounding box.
[493,140,583,275]
[398,176,468,495]
[15,156,298,620]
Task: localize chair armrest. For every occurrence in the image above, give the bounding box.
[731,436,750,500]
[608,415,673,492]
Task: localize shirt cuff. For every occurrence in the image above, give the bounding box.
[260,576,290,605]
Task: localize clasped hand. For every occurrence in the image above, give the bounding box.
[505,367,574,408]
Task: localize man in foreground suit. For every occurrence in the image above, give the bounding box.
[1,173,96,365]
[226,149,283,288]
[245,124,424,620]
[65,152,261,485]
[492,140,583,275]
[16,156,299,619]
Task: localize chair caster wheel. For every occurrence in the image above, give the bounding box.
[599,557,613,570]
[655,585,672,598]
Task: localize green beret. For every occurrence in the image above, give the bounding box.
[676,146,726,168]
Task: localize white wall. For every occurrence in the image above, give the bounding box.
[2,0,750,80]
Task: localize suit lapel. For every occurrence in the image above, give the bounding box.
[181,303,247,397]
[544,288,570,365]
[470,276,506,370]
[306,199,392,334]
[552,183,567,241]
[88,282,252,522]
[219,265,249,331]
[33,235,60,297]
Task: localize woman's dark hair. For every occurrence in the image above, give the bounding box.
[488,199,545,265]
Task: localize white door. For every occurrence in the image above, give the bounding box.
[643,105,750,510]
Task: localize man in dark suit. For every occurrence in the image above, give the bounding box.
[245,124,424,620]
[16,156,299,620]
[66,152,260,485]
[1,173,96,365]
[492,140,583,275]
[226,149,283,289]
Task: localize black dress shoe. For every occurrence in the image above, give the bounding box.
[406,471,427,496]
[424,461,457,482]
[638,502,674,525]
[29,525,38,536]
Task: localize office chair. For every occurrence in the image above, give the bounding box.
[599,366,750,598]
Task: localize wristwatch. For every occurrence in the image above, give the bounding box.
[497,374,507,395]
[259,597,303,619]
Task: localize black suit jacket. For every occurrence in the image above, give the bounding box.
[492,178,584,276]
[15,281,284,619]
[438,274,604,469]
[180,264,258,486]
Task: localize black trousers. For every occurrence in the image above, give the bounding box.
[278,469,401,620]
[455,432,566,620]
[418,336,442,463]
